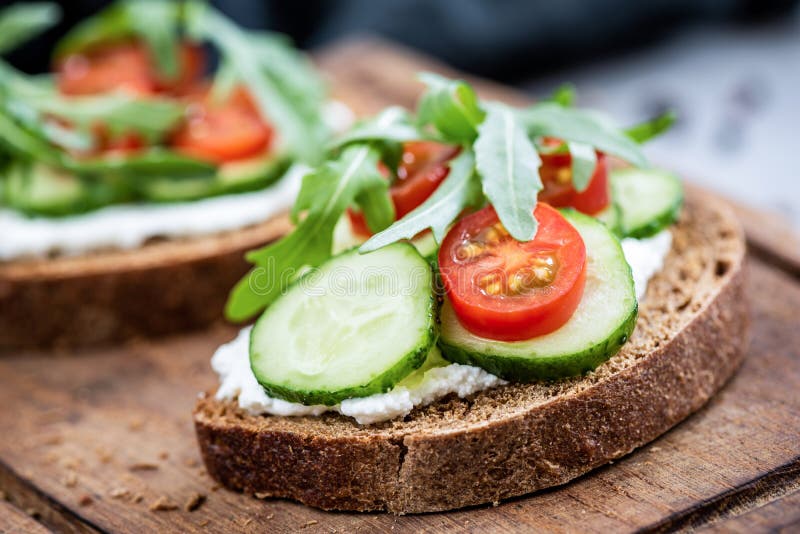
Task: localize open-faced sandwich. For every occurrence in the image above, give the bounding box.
[198,74,748,513]
[0,1,352,349]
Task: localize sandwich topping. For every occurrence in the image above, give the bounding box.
[0,1,351,260]
[213,228,670,424]
[209,76,681,425]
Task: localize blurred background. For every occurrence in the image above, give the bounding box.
[3,0,799,226]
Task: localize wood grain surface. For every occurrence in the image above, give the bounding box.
[0,37,797,533]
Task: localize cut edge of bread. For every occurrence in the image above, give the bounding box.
[193,189,749,513]
[0,214,291,350]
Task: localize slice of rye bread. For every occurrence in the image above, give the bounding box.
[0,214,291,351]
[194,189,749,514]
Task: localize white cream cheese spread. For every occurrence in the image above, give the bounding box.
[212,228,673,425]
[0,165,305,260]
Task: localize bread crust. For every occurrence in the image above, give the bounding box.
[193,191,749,513]
[0,215,291,350]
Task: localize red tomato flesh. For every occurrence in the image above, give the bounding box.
[538,138,610,215]
[57,40,205,97]
[170,85,273,164]
[438,203,587,341]
[348,141,459,236]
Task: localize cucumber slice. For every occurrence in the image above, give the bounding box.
[595,202,621,235]
[216,151,290,194]
[138,151,290,202]
[438,210,637,381]
[411,231,438,262]
[611,168,683,238]
[2,163,126,216]
[250,242,436,405]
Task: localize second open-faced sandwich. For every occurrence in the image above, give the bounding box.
[194,75,748,512]
[0,1,352,349]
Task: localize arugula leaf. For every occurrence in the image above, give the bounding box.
[417,72,484,144]
[547,83,576,107]
[475,103,542,241]
[360,149,481,252]
[519,103,649,168]
[625,110,676,143]
[329,107,423,150]
[354,181,395,234]
[30,92,185,143]
[186,3,327,164]
[250,34,326,116]
[126,1,181,79]
[567,141,596,192]
[0,2,61,55]
[0,101,63,166]
[54,0,182,80]
[227,145,385,321]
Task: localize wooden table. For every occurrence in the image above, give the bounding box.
[1,38,798,534]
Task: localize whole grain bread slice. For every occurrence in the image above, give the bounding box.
[193,189,749,514]
[0,214,291,350]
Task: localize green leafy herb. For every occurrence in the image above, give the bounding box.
[186,2,327,164]
[0,2,61,55]
[625,110,676,143]
[417,72,485,144]
[519,103,649,168]
[54,0,182,80]
[547,83,576,107]
[475,103,542,241]
[567,141,596,192]
[226,145,386,320]
[360,149,481,251]
[31,92,185,144]
[228,73,677,320]
[329,107,423,150]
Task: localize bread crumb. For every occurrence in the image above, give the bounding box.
[184,492,206,512]
[254,492,270,499]
[266,513,274,520]
[96,446,113,464]
[42,434,63,446]
[128,418,145,431]
[78,494,93,507]
[650,446,662,452]
[303,520,318,528]
[61,457,81,470]
[62,471,78,488]
[197,519,210,527]
[149,496,178,512]
[129,462,159,472]
[109,488,130,499]
[239,518,253,527]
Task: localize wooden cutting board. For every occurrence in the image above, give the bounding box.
[1,38,798,534]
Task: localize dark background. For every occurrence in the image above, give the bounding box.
[2,0,796,80]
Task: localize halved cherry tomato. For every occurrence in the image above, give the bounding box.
[57,40,205,96]
[169,85,273,164]
[438,203,587,341]
[538,138,609,215]
[348,141,459,236]
[58,41,155,96]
